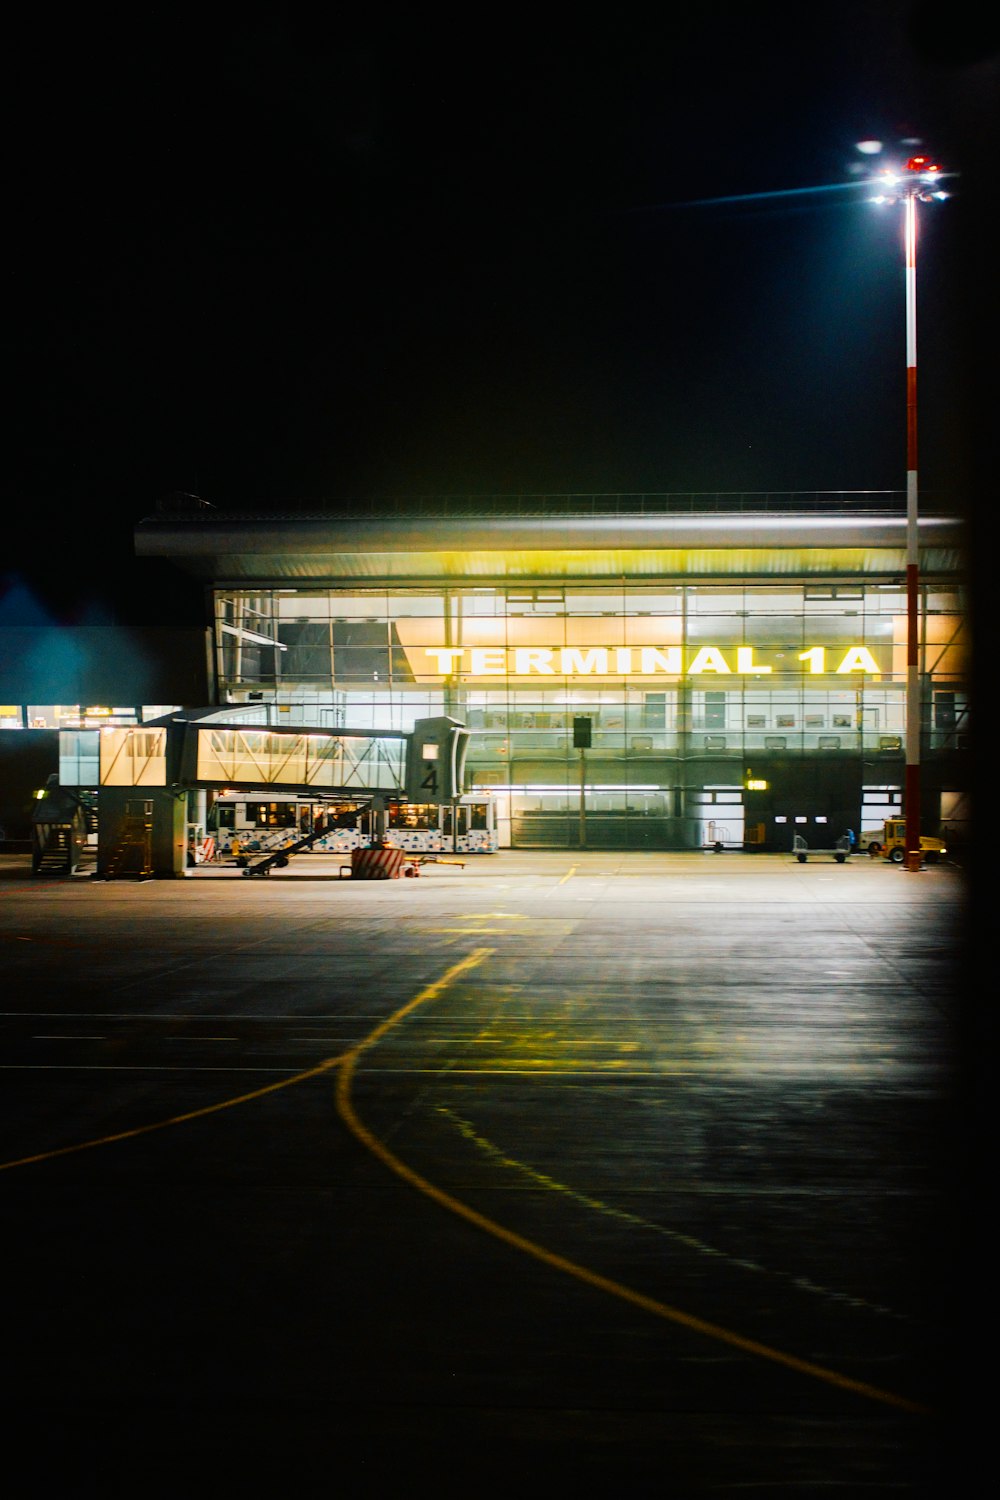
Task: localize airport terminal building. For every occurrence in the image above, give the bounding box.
[122,492,969,852]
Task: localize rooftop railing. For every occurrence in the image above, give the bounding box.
[149,490,963,521]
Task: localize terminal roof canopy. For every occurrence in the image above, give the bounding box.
[134,495,965,587]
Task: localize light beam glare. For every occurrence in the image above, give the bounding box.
[629,180,881,213]
[628,166,955,216]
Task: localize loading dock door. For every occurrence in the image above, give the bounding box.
[744,758,863,852]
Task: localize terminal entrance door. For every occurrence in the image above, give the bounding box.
[690,788,745,850]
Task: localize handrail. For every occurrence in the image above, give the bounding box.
[144,490,965,523]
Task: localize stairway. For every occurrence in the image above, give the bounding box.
[32,825,75,875]
[104,806,154,878]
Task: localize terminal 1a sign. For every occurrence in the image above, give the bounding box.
[393,619,885,683]
[415,644,882,678]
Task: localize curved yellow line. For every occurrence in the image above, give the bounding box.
[0,947,492,1173]
[335,949,932,1418]
[0,1053,346,1171]
[2,943,934,1416]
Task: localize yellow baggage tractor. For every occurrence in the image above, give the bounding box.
[862,818,946,864]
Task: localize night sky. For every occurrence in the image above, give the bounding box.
[5,6,997,624]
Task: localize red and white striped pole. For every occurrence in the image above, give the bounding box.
[864,145,948,869]
[903,185,921,871]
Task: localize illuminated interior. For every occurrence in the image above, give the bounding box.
[210,579,967,850]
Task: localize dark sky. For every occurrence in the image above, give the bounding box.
[5,5,998,623]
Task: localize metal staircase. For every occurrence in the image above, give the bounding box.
[32,825,76,875]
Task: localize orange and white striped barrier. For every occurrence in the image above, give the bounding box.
[350,845,406,880]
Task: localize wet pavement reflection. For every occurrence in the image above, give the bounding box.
[0,851,978,1493]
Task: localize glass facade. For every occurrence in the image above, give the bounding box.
[211,582,969,851]
[0,708,180,792]
[192,726,406,794]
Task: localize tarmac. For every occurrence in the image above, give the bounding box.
[0,847,984,1495]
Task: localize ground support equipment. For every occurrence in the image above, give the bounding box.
[793,834,852,864]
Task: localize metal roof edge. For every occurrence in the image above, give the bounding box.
[135,512,965,557]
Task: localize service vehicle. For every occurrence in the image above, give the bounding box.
[862,818,946,864]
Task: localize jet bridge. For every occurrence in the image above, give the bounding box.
[93,713,468,877]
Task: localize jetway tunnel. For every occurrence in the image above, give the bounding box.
[91,714,468,877]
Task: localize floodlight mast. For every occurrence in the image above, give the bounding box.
[869,153,948,871]
[903,181,921,873]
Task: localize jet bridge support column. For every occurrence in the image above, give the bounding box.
[97,786,187,878]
